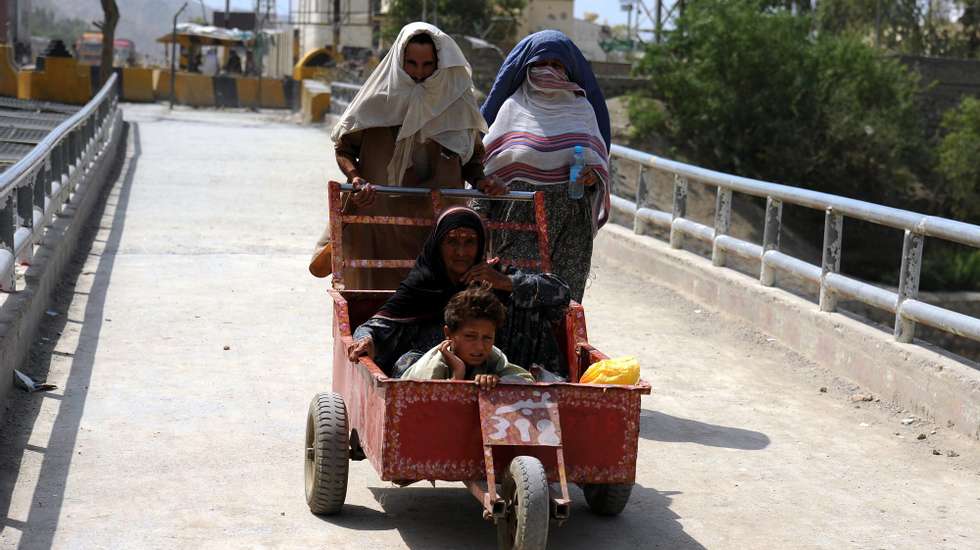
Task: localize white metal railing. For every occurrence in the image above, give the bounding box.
[609,143,980,346]
[323,80,980,349]
[329,82,361,115]
[0,74,122,291]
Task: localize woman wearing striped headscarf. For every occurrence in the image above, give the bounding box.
[479,30,611,303]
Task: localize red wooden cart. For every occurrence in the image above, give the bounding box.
[305,182,651,550]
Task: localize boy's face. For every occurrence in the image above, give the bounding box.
[444,319,496,368]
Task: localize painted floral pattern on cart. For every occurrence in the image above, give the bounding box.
[479,389,562,447]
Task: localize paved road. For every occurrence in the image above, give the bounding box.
[1,105,978,549]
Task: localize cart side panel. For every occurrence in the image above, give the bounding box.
[556,385,643,484]
[382,381,485,481]
[331,291,388,475]
[378,380,646,484]
[563,303,590,382]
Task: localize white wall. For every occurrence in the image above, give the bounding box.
[572,18,606,61]
[518,0,575,38]
[296,0,374,54]
[516,1,606,61]
[261,27,294,78]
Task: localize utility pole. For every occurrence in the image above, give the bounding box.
[875,0,882,47]
[255,0,273,110]
[655,0,662,43]
[170,2,188,110]
[333,0,341,59]
[628,4,633,45]
[225,0,231,27]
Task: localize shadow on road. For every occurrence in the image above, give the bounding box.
[640,409,770,450]
[316,483,705,549]
[0,122,138,549]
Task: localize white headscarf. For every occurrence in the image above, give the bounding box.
[330,22,488,185]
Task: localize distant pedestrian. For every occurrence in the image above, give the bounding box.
[189,51,202,73]
[478,30,611,303]
[244,50,256,75]
[201,48,219,76]
[225,49,242,74]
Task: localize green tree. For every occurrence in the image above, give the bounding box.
[630,0,925,203]
[29,7,92,50]
[97,0,119,85]
[937,97,980,220]
[383,0,525,42]
[815,0,978,57]
[961,0,980,56]
[628,0,945,285]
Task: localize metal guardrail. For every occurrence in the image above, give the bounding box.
[608,144,980,346]
[0,74,122,292]
[324,80,980,349]
[329,82,362,115]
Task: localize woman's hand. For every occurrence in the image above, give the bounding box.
[350,176,377,208]
[474,374,500,390]
[438,340,467,380]
[347,336,375,362]
[475,176,508,196]
[462,258,513,291]
[580,167,599,187]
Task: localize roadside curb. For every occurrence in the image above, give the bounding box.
[596,223,980,441]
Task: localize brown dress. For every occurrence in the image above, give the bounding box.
[314,126,485,290]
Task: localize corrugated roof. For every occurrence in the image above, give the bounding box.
[0,97,80,170]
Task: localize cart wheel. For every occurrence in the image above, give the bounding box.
[496,456,549,550]
[582,483,633,516]
[305,392,349,515]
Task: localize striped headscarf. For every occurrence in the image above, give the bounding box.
[482,65,610,234]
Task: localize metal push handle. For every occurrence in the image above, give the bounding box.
[337,183,536,201]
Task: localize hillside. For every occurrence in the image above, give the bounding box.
[33,0,226,64]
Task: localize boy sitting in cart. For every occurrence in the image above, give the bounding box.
[400,284,535,389]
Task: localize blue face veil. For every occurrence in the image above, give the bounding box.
[480,30,611,151]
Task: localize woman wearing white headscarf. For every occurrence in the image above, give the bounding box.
[310,22,502,290]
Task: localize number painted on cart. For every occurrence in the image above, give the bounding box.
[486,392,560,445]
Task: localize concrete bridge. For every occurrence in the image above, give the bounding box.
[0,83,979,548]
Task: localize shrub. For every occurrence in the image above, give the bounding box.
[937,97,980,221]
[630,0,926,204]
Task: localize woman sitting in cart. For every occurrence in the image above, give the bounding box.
[348,206,571,377]
[400,284,535,388]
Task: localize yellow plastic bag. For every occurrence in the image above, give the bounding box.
[579,356,640,385]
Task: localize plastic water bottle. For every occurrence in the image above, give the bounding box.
[568,145,586,200]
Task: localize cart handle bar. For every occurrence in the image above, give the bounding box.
[338,183,536,201]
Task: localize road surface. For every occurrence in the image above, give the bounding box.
[1,105,978,549]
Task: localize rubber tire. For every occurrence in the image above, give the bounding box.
[305,392,350,515]
[582,483,633,516]
[496,456,550,550]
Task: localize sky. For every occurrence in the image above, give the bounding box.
[576,0,634,27]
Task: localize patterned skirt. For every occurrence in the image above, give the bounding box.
[476,181,594,303]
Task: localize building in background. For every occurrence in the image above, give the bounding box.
[292,0,379,55]
[1,0,32,63]
[208,10,296,79]
[513,0,610,61]
[213,11,258,31]
[572,13,610,60]
[517,0,575,38]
